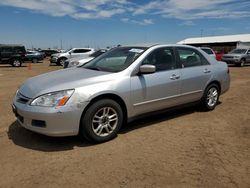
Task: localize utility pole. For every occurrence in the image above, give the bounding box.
[60,39,63,50]
[200,29,203,38]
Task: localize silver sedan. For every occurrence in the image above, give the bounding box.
[12,44,230,143]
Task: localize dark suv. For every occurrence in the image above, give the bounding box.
[0,44,26,67]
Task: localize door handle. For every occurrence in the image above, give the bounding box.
[170,74,180,80]
[203,69,211,73]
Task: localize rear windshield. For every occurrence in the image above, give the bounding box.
[201,48,213,55]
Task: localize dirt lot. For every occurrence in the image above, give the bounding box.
[0,60,249,188]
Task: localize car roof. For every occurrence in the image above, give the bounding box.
[200,47,211,49]
[122,43,160,48]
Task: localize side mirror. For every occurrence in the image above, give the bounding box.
[139,65,156,74]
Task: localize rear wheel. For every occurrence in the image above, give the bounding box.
[80,99,123,143]
[12,59,22,67]
[201,84,220,111]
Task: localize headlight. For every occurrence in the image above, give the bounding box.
[30,89,74,107]
[71,61,79,66]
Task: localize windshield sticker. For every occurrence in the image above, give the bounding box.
[129,48,144,53]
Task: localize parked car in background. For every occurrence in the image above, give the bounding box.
[50,48,95,66]
[222,48,250,67]
[0,44,26,67]
[40,49,60,57]
[199,47,216,59]
[12,44,230,143]
[215,51,224,61]
[64,49,107,68]
[25,51,44,63]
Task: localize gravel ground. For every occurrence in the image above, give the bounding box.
[0,60,249,188]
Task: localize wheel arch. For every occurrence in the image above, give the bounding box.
[79,93,128,132]
[206,80,221,94]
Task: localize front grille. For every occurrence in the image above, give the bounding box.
[16,91,31,104]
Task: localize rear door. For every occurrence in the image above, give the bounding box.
[176,47,213,104]
[131,47,182,115]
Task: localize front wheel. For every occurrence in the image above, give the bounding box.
[57,58,66,66]
[12,59,22,67]
[80,99,123,143]
[200,84,220,111]
[239,59,245,67]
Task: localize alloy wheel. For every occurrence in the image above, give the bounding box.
[206,87,218,108]
[92,107,118,137]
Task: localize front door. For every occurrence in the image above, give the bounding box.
[131,47,181,116]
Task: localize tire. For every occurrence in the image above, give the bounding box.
[80,99,123,143]
[200,84,220,111]
[12,59,22,67]
[239,58,245,67]
[57,57,67,66]
[32,58,38,63]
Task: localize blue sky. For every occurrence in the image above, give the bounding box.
[0,0,250,49]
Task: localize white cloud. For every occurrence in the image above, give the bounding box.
[0,0,250,23]
[179,20,195,26]
[121,18,154,26]
[134,0,250,20]
[0,0,129,18]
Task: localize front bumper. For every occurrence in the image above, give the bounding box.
[221,58,240,64]
[12,99,87,137]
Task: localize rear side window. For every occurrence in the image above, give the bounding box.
[14,46,26,53]
[1,47,12,52]
[73,49,91,53]
[142,47,176,72]
[177,48,209,68]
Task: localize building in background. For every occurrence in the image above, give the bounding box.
[178,34,250,53]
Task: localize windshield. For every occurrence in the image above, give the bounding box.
[230,49,247,54]
[90,50,106,57]
[83,47,147,72]
[201,48,213,55]
[65,48,72,53]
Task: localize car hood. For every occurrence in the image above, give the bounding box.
[19,68,113,98]
[78,57,94,64]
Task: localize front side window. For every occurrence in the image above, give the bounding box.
[177,48,209,68]
[142,48,176,71]
[83,47,147,72]
[14,46,26,53]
